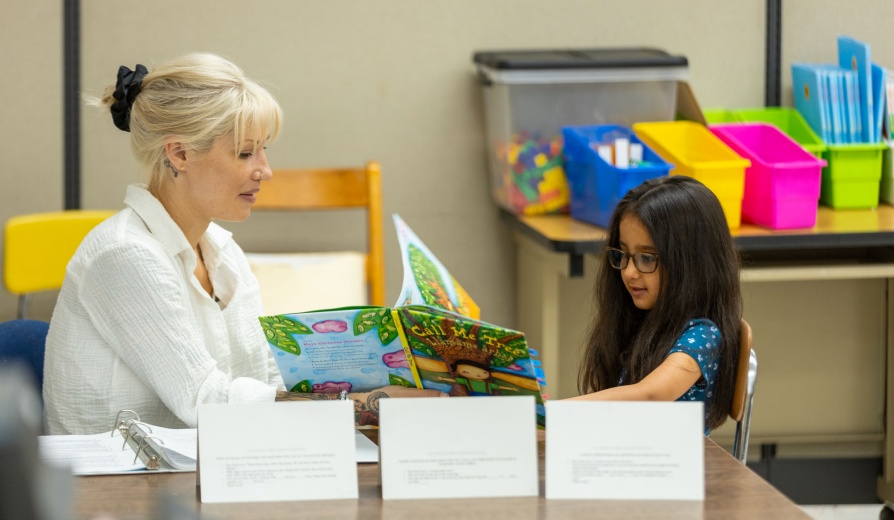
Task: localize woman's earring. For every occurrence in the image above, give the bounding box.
[164,159,179,178]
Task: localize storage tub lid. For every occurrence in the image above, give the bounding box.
[473,48,688,70]
[474,48,688,84]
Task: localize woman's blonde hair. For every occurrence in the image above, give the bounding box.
[92,53,284,192]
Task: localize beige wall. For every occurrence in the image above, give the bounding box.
[6,0,890,329]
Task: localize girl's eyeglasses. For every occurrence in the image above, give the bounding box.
[606,248,659,274]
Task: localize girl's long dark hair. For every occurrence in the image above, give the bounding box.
[578,176,742,431]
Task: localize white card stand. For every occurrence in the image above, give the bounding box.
[545,401,704,501]
[198,401,358,503]
[379,396,539,500]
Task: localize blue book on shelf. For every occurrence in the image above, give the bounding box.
[871,63,886,143]
[842,69,861,143]
[822,67,842,144]
[792,63,830,143]
[838,36,873,143]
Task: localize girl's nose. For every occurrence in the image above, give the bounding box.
[623,259,640,278]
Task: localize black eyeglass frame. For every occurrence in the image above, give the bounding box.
[605,247,660,274]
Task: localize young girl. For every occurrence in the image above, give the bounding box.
[574,175,742,433]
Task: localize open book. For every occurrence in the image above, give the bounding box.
[38,413,197,475]
[260,215,546,426]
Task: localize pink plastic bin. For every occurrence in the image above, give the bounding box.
[709,123,826,229]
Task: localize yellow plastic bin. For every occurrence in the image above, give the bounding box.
[632,121,750,229]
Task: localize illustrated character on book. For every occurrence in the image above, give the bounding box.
[397,309,541,400]
[448,358,506,396]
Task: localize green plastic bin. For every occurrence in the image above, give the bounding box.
[882,141,894,205]
[821,143,887,208]
[702,109,742,125]
[733,107,826,159]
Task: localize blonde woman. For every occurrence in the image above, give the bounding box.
[44,53,442,435]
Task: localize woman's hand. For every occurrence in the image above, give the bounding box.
[349,385,447,427]
[275,385,447,427]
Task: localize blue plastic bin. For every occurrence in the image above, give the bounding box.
[562,124,673,228]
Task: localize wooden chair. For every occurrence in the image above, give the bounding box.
[252,162,385,307]
[730,319,757,464]
[4,210,115,319]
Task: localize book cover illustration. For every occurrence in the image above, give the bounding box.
[838,36,873,143]
[259,215,546,426]
[392,213,480,320]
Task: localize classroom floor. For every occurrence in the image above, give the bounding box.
[801,504,883,519]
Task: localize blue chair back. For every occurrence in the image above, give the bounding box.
[0,319,49,393]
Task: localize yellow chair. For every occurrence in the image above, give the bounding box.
[252,162,385,307]
[730,319,757,464]
[4,210,116,318]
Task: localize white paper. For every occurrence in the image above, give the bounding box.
[545,401,704,500]
[38,426,197,475]
[198,401,358,503]
[355,430,378,463]
[39,432,145,474]
[379,396,538,500]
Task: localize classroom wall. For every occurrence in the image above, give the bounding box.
[4,0,892,323]
[0,0,769,325]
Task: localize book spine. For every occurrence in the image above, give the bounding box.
[391,309,424,389]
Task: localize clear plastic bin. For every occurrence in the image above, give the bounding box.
[709,123,826,229]
[562,125,672,228]
[474,48,688,215]
[632,121,750,229]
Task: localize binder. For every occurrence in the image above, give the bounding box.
[37,410,197,475]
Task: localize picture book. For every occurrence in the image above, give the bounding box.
[259,215,546,426]
[838,36,873,143]
[792,63,831,143]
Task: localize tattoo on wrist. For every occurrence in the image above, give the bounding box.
[275,390,339,402]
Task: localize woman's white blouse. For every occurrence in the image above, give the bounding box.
[44,184,284,434]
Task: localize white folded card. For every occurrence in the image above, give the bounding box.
[198,401,358,503]
[379,396,539,500]
[545,401,704,500]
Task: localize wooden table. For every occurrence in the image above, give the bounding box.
[73,435,808,519]
[502,207,894,503]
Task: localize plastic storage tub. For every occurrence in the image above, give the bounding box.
[881,141,894,205]
[562,125,673,227]
[821,143,887,208]
[632,121,750,229]
[733,107,826,159]
[703,109,742,124]
[709,123,826,229]
[474,48,688,215]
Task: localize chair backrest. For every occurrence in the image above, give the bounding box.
[730,319,757,464]
[0,319,50,393]
[252,162,385,306]
[4,210,115,318]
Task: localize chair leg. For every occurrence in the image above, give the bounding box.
[17,294,29,320]
[732,394,755,464]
